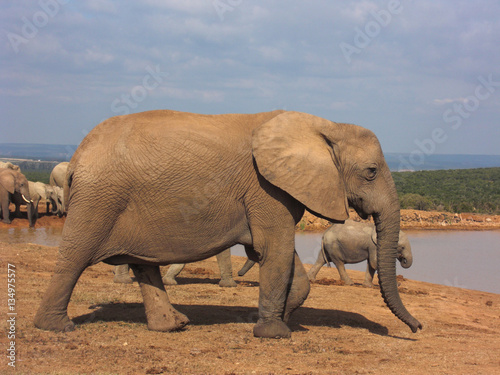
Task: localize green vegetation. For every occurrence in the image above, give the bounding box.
[23,170,51,184]
[392,168,500,214]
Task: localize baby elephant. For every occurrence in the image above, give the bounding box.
[307,220,412,287]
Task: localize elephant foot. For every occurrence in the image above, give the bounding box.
[218,278,237,288]
[2,218,12,224]
[34,310,75,332]
[147,308,189,332]
[253,319,291,339]
[162,277,178,285]
[362,282,374,288]
[113,274,133,284]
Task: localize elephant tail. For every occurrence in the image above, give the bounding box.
[320,239,332,268]
[238,259,256,276]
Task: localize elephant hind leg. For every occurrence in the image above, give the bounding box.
[216,249,237,287]
[113,264,133,284]
[34,259,87,332]
[130,264,189,332]
[162,263,185,285]
[283,252,310,323]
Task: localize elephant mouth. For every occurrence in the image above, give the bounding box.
[398,256,410,268]
[350,204,369,220]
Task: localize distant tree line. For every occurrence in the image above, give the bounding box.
[14,164,500,215]
[392,168,500,214]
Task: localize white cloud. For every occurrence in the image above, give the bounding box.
[339,1,378,22]
[1,1,500,154]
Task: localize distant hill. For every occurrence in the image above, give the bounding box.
[1,143,500,171]
[0,143,77,162]
[384,153,500,171]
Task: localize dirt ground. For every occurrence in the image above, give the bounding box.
[1,211,499,374]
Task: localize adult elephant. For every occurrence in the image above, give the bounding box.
[26,182,64,219]
[50,162,69,188]
[27,181,47,220]
[307,220,412,287]
[34,110,421,338]
[0,161,21,172]
[114,248,238,287]
[50,162,68,213]
[0,168,34,227]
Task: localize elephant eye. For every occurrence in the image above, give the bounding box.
[365,166,377,181]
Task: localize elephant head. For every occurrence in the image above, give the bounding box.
[371,229,413,269]
[253,111,421,333]
[45,185,64,216]
[0,168,35,227]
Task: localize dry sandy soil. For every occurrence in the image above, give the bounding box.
[0,210,499,374]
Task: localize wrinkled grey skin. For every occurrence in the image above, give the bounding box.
[34,110,421,338]
[113,248,237,287]
[0,168,34,227]
[307,220,412,287]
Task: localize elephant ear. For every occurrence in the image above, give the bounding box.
[252,111,349,221]
[0,171,15,194]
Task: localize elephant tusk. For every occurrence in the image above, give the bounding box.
[22,194,33,204]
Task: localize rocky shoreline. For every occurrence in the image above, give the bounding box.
[297,209,500,232]
[2,205,500,232]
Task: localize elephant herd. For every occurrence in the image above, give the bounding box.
[0,161,66,227]
[2,160,414,290]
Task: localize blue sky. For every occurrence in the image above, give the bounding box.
[1,0,499,155]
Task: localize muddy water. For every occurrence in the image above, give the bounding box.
[0,226,63,247]
[1,227,499,294]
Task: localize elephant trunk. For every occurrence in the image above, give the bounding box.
[399,252,413,269]
[374,209,421,333]
[26,200,35,228]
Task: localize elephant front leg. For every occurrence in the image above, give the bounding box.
[253,242,295,339]
[130,264,189,332]
[1,199,11,224]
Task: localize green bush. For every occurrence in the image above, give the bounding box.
[22,170,51,184]
[399,193,435,211]
[392,167,500,214]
